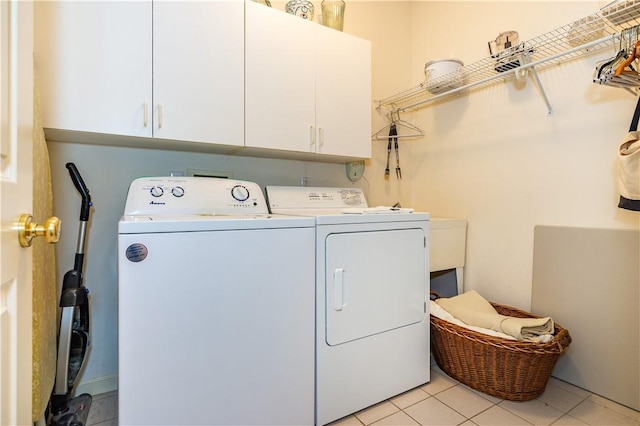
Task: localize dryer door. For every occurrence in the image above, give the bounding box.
[325,228,427,346]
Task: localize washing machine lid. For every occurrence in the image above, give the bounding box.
[118,213,315,233]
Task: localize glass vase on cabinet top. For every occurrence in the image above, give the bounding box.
[321,0,346,31]
[286,0,314,21]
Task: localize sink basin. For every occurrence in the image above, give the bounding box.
[430,218,467,272]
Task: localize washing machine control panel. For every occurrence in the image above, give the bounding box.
[123,177,269,215]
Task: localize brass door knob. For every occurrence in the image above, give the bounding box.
[17,214,61,247]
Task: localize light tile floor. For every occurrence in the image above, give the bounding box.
[85,390,117,426]
[86,361,640,426]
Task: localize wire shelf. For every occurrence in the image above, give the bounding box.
[376,0,640,114]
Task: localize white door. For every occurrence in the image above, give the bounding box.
[1,1,34,424]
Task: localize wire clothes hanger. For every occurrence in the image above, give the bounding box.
[371,109,425,140]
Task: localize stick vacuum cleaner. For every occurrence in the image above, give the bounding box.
[50,163,93,426]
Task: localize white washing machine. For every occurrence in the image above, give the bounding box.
[118,177,315,425]
[267,186,431,425]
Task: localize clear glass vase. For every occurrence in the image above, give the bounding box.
[321,0,346,31]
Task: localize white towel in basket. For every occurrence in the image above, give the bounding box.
[435,290,554,343]
[430,300,516,340]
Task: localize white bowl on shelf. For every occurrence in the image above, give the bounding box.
[424,59,465,95]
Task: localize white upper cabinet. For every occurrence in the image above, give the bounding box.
[245,2,371,158]
[245,3,316,153]
[35,1,244,147]
[35,0,371,160]
[153,1,244,146]
[35,1,153,138]
[315,25,371,158]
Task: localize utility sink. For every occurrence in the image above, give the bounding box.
[430,218,467,294]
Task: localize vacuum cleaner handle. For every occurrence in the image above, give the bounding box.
[66,162,92,222]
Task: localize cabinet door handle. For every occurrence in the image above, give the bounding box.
[318,126,324,148]
[309,125,315,147]
[158,104,163,129]
[143,101,148,128]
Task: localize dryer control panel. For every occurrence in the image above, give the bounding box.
[267,186,368,211]
[123,177,269,215]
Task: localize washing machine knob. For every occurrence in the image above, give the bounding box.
[231,185,250,202]
[150,186,164,197]
[172,186,185,197]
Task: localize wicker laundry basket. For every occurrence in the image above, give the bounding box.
[430,295,572,402]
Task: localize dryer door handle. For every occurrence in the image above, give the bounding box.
[333,267,346,311]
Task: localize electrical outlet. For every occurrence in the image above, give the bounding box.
[346,160,365,182]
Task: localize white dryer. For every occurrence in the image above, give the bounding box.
[118,177,315,425]
[267,186,431,425]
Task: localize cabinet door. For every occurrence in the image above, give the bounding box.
[245,2,316,153]
[35,1,152,137]
[315,26,372,158]
[153,1,244,146]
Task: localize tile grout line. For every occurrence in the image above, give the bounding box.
[432,393,503,426]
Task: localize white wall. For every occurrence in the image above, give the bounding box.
[335,1,415,207]
[405,1,640,309]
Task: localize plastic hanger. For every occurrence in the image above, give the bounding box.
[613,40,640,84]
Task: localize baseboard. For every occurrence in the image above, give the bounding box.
[75,374,118,396]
